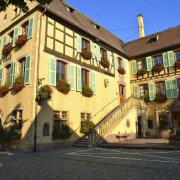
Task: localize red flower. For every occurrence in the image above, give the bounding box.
[16,34,27,47]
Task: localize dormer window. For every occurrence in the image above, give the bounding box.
[66,6,74,13]
[148,35,159,43]
[92,22,100,30]
[14,7,21,17]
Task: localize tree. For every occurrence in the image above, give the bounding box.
[0,0,52,13]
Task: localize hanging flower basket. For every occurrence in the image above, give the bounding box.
[137,69,147,76]
[82,84,93,97]
[12,76,24,92]
[154,93,167,103]
[0,84,9,96]
[2,43,13,56]
[175,61,180,69]
[15,34,27,47]
[56,80,70,94]
[36,85,53,104]
[153,64,164,73]
[81,48,92,60]
[100,58,110,68]
[118,67,125,75]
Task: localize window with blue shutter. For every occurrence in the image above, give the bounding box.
[146,56,153,71]
[9,61,16,87]
[96,44,101,61]
[131,60,137,74]
[0,69,3,86]
[171,79,178,98]
[13,26,19,46]
[49,56,56,86]
[148,82,155,100]
[91,71,96,94]
[70,64,76,90]
[114,54,118,70]
[163,52,169,67]
[90,41,95,58]
[27,17,34,38]
[76,34,82,53]
[24,56,31,84]
[165,80,172,98]
[77,66,82,91]
[167,51,175,67]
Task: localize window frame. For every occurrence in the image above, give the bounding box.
[56,60,67,82]
[155,81,166,95]
[82,38,90,51]
[81,68,89,86]
[153,55,163,66]
[175,50,180,61]
[139,84,149,97]
[137,58,146,70]
[100,48,107,59]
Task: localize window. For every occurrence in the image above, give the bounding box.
[14,7,21,17]
[3,14,7,21]
[21,21,29,36]
[147,119,153,129]
[118,57,123,69]
[119,85,125,96]
[126,119,130,128]
[148,35,159,43]
[56,61,66,82]
[81,113,91,121]
[82,38,90,51]
[42,123,50,136]
[82,69,89,86]
[19,58,26,77]
[175,51,180,61]
[100,48,107,59]
[139,84,149,97]
[156,81,166,95]
[6,64,11,85]
[8,31,13,44]
[137,59,146,70]
[159,112,169,130]
[153,55,163,66]
[11,109,23,129]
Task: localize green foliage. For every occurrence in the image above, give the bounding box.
[36,85,52,103]
[52,123,71,140]
[176,127,180,136]
[0,0,52,12]
[80,120,94,134]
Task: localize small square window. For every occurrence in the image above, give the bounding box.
[147,119,153,129]
[53,111,60,119]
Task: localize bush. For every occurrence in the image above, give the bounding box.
[56,80,70,94]
[2,43,13,56]
[15,34,27,47]
[176,127,180,136]
[154,93,167,103]
[36,85,53,104]
[81,48,92,60]
[118,67,125,75]
[80,120,94,134]
[52,123,71,140]
[153,64,164,73]
[0,84,9,96]
[82,84,93,97]
[100,58,110,68]
[12,76,24,92]
[137,69,147,76]
[144,94,150,103]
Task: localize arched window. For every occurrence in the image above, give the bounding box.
[42,123,50,136]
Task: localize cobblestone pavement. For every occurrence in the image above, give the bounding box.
[0,148,180,180]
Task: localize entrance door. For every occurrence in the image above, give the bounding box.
[137,116,142,138]
[119,84,126,103]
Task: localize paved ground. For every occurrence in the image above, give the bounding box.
[0,148,180,180]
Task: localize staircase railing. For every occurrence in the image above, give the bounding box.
[88,96,143,146]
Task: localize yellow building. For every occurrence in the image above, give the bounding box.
[0,0,179,150]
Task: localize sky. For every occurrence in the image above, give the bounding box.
[66,0,180,42]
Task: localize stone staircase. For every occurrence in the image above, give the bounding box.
[73,96,143,148]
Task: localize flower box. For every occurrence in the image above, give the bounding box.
[12,76,24,92]
[137,69,147,76]
[15,34,27,47]
[56,80,70,94]
[36,85,53,104]
[118,67,125,75]
[0,84,9,96]
[82,84,93,97]
[2,43,12,56]
[152,64,164,73]
[154,93,167,103]
[100,58,110,68]
[81,48,92,60]
[175,61,180,69]
[120,96,125,103]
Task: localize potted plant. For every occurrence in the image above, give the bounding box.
[36,85,53,104]
[118,67,125,75]
[81,48,92,60]
[175,61,180,69]
[15,34,27,47]
[154,93,167,103]
[137,69,147,76]
[153,64,164,73]
[0,84,9,96]
[143,94,150,103]
[2,43,13,56]
[12,76,24,92]
[82,84,93,97]
[80,120,94,134]
[100,58,110,68]
[56,80,70,94]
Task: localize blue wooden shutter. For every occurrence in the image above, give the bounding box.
[146,56,153,71]
[24,56,31,84]
[90,41,95,59]
[165,80,172,98]
[107,51,112,65]
[91,71,96,94]
[76,34,82,53]
[96,44,101,61]
[114,54,118,70]
[167,51,175,67]
[133,84,139,97]
[148,82,155,101]
[77,66,82,91]
[0,69,3,86]
[27,17,34,38]
[70,64,76,90]
[9,61,16,87]
[2,36,6,46]
[131,60,137,74]
[171,79,178,98]
[49,56,56,86]
[13,26,19,46]
[163,52,169,67]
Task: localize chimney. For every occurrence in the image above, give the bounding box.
[137,13,145,38]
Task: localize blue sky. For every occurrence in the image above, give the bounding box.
[66,0,180,42]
